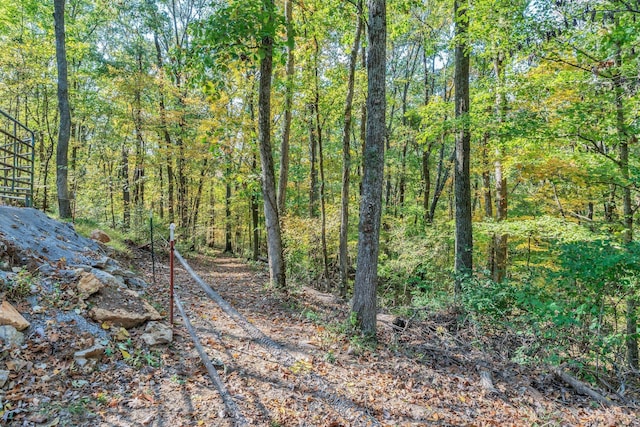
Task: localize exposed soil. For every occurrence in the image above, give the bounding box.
[2,240,639,426]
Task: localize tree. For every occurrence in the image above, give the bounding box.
[453,0,472,293]
[352,0,386,336]
[257,0,286,289]
[277,0,294,216]
[339,0,364,297]
[54,0,72,219]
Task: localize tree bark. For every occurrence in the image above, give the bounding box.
[54,0,72,219]
[454,0,473,294]
[308,102,319,218]
[493,53,508,283]
[121,144,131,229]
[277,0,294,216]
[257,0,285,289]
[614,43,638,369]
[225,168,233,253]
[153,27,175,225]
[339,1,363,297]
[352,0,386,337]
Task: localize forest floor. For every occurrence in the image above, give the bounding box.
[3,242,640,426]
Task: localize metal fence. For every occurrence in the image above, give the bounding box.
[0,109,34,207]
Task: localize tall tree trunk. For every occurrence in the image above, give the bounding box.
[121,144,131,229]
[308,102,319,218]
[428,139,453,223]
[422,51,433,224]
[177,138,187,229]
[249,95,260,261]
[352,0,386,336]
[310,35,330,286]
[397,45,420,218]
[258,0,285,289]
[339,1,363,297]
[54,0,72,219]
[454,0,473,294]
[225,169,233,253]
[277,0,294,216]
[153,32,175,224]
[493,53,508,283]
[251,154,260,261]
[191,159,207,248]
[614,43,638,369]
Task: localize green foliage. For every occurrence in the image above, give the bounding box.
[3,268,35,301]
[378,220,454,308]
[461,235,640,370]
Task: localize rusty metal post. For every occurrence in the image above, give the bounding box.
[169,223,175,325]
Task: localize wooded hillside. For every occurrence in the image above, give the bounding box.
[1,0,639,400]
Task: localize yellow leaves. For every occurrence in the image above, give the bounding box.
[290,359,313,375]
[119,348,131,359]
[114,327,130,341]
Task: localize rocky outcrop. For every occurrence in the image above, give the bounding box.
[0,300,30,331]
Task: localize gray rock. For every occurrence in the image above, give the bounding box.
[141,321,173,346]
[0,370,9,387]
[0,325,24,347]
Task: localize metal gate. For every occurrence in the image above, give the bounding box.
[0,109,35,207]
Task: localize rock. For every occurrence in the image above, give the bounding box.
[74,344,105,360]
[91,256,116,269]
[74,344,105,367]
[89,268,127,288]
[0,325,24,347]
[6,359,28,372]
[11,266,22,273]
[125,277,148,289]
[76,272,104,298]
[89,288,162,328]
[0,370,9,387]
[0,300,30,331]
[90,229,111,243]
[141,321,173,346]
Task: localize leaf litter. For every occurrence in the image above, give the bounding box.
[0,242,638,426]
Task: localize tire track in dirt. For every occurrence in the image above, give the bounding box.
[172,250,380,426]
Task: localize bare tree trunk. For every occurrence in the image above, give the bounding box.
[191,159,207,248]
[308,102,319,218]
[277,0,294,216]
[352,0,386,336]
[258,0,285,289]
[493,53,508,283]
[454,0,473,294]
[339,1,363,297]
[251,154,260,261]
[153,32,175,224]
[428,139,454,223]
[614,43,638,369]
[121,144,131,229]
[225,170,233,253]
[54,0,72,219]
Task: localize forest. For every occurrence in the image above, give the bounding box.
[1,0,640,401]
